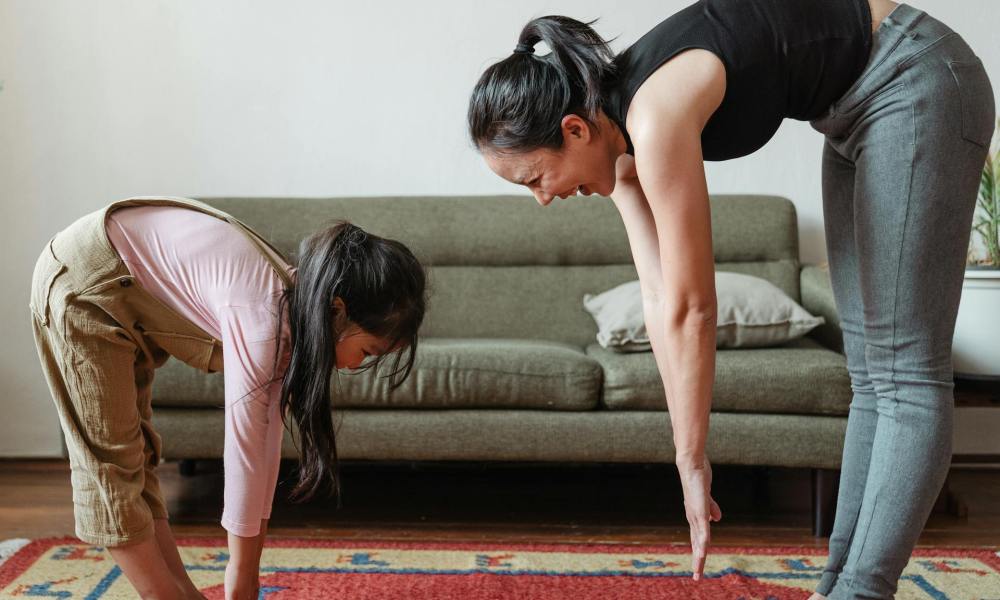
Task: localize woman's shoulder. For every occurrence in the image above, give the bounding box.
[628,49,726,140]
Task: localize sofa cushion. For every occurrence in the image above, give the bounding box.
[152,338,603,411]
[202,195,803,347]
[582,273,824,351]
[587,337,852,416]
[202,194,799,269]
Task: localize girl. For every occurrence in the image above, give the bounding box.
[467,1,994,598]
[30,196,426,599]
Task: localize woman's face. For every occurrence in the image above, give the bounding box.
[483,112,622,206]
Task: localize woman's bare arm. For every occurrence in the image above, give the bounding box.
[610,163,716,465]
[611,47,726,580]
[618,47,724,465]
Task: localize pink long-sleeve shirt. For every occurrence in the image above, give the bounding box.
[106,205,293,537]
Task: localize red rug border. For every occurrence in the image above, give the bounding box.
[0,539,60,590]
[3,536,998,590]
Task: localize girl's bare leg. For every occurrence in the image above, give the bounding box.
[153,519,206,599]
[107,535,188,600]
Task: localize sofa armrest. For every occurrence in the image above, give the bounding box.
[800,263,843,354]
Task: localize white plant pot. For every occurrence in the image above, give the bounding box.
[952,269,1000,379]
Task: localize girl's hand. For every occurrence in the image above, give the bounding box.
[224,562,260,600]
[676,456,723,581]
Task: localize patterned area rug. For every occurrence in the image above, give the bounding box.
[2,537,999,599]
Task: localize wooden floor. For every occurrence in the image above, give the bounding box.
[2,460,999,548]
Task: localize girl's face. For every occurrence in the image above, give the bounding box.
[335,323,394,370]
[483,112,623,206]
[332,296,397,370]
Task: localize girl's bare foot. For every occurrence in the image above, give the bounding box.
[151,519,205,599]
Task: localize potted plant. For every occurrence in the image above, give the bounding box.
[953,118,1000,379]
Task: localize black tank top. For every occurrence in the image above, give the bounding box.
[604,0,873,161]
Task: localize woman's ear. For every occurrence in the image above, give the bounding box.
[332,296,349,337]
[561,114,592,142]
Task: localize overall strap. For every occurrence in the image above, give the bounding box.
[108,196,295,288]
[222,216,295,289]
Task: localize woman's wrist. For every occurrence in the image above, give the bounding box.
[675,453,708,472]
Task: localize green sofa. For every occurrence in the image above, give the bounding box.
[150,194,850,536]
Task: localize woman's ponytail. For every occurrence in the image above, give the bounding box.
[517,16,614,121]
[468,15,616,152]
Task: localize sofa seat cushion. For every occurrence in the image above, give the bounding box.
[153,338,602,411]
[587,337,852,416]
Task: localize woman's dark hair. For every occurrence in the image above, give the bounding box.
[277,221,426,502]
[468,15,616,153]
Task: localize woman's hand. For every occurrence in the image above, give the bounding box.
[676,456,723,580]
[224,561,260,600]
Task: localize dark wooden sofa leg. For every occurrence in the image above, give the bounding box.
[179,459,197,477]
[811,468,840,538]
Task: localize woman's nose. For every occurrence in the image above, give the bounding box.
[533,190,553,206]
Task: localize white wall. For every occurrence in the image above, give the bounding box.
[2,0,998,456]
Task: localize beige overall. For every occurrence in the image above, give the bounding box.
[30,196,292,546]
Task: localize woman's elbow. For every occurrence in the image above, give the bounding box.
[660,299,717,328]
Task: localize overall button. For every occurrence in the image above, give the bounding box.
[120,278,132,288]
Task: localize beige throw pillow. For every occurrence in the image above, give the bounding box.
[583,272,825,351]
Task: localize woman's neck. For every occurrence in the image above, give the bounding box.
[868,0,900,34]
[596,109,629,159]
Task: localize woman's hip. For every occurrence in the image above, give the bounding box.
[810,3,994,147]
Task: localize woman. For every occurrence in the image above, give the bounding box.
[30,196,426,599]
[467,0,994,597]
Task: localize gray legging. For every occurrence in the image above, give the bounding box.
[808,3,995,598]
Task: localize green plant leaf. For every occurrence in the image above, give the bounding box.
[980,160,994,207]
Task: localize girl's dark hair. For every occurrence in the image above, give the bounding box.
[277,221,426,502]
[468,15,616,153]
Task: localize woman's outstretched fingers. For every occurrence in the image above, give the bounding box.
[690,496,723,579]
[689,513,711,580]
[711,498,723,522]
[678,458,720,581]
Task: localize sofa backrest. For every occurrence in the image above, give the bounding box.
[202,195,800,348]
